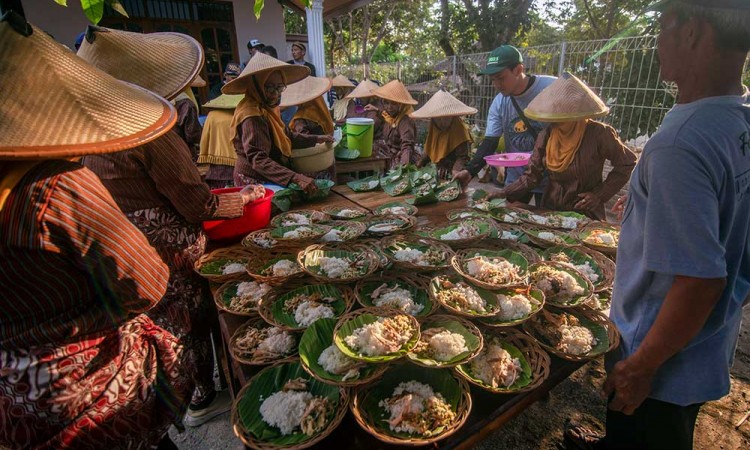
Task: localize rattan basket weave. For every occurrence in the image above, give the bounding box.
[229,316,299,366]
[194,245,255,284]
[380,235,454,272]
[297,244,380,283]
[258,282,356,331]
[407,314,484,368]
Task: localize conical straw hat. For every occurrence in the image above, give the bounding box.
[77,26,203,101]
[410,89,477,119]
[280,76,332,108]
[222,53,309,95]
[202,94,243,110]
[331,74,355,88]
[0,15,176,160]
[524,72,609,122]
[372,80,418,105]
[191,74,206,88]
[345,79,379,99]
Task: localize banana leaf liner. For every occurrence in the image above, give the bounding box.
[436,180,462,202]
[451,248,530,290]
[489,206,528,224]
[297,244,380,283]
[299,318,389,387]
[317,220,366,243]
[354,238,392,270]
[347,175,381,192]
[270,209,329,228]
[230,360,349,450]
[469,189,507,211]
[522,306,620,362]
[428,272,504,318]
[528,261,594,308]
[407,314,483,368]
[194,245,255,284]
[258,282,355,331]
[319,205,369,220]
[364,214,417,237]
[521,224,579,249]
[577,221,620,258]
[455,328,550,394]
[481,238,543,265]
[446,208,492,221]
[429,219,495,248]
[269,224,331,243]
[247,250,305,286]
[229,316,299,366]
[538,211,591,230]
[214,277,269,317]
[542,246,615,292]
[354,273,435,318]
[586,288,612,311]
[372,201,418,216]
[351,363,472,446]
[380,235,454,272]
[242,229,286,251]
[494,223,531,244]
[381,171,412,196]
[478,286,546,328]
[333,307,420,363]
[406,185,438,206]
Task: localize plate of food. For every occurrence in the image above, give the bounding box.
[541,211,591,230]
[446,208,492,221]
[319,221,367,242]
[355,274,435,317]
[333,308,420,363]
[247,252,304,285]
[484,153,531,167]
[270,210,329,228]
[523,307,618,361]
[194,247,253,283]
[347,175,381,192]
[320,205,369,220]
[529,261,593,308]
[452,248,530,289]
[270,224,331,242]
[381,236,454,272]
[214,278,272,316]
[578,222,620,257]
[429,274,503,318]
[522,226,579,248]
[258,283,355,331]
[229,317,299,365]
[231,360,348,449]
[364,215,417,236]
[372,201,418,216]
[351,363,472,445]
[298,244,380,283]
[242,228,281,250]
[429,219,495,246]
[490,207,526,224]
[407,314,483,368]
[543,246,615,292]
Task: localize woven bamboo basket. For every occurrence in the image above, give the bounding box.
[428,272,504,319]
[242,229,282,251]
[451,248,529,290]
[297,244,380,283]
[577,221,620,258]
[354,272,435,317]
[213,277,268,317]
[407,314,484,368]
[380,235,454,272]
[489,206,531,225]
[317,220,366,243]
[522,306,620,362]
[246,249,305,286]
[372,203,418,216]
[194,245,255,284]
[352,238,391,269]
[258,282,356,331]
[528,261,595,308]
[481,239,542,265]
[428,218,496,248]
[364,214,417,237]
[229,316,299,366]
[320,205,369,220]
[585,289,612,311]
[333,307,421,362]
[520,224,578,249]
[350,364,472,446]
[543,246,615,292]
[478,285,546,328]
[494,223,530,243]
[455,327,551,394]
[269,209,329,227]
[230,359,350,450]
[445,208,492,221]
[269,224,331,244]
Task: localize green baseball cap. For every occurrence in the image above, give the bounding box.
[480,45,523,75]
[647,0,750,11]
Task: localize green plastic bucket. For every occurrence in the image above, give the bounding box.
[346,118,374,158]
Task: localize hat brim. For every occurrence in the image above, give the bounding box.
[479,65,509,75]
[280,76,332,107]
[222,65,310,95]
[372,91,418,105]
[524,108,610,123]
[410,108,478,119]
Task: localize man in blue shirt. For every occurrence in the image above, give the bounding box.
[567,1,750,449]
[454,45,555,203]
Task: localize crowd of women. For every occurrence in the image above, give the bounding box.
[1,14,635,450]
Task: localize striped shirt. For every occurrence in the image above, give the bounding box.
[0,160,169,348]
[83,130,243,223]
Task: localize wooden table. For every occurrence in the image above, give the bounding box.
[213,184,586,449]
[335,156,389,181]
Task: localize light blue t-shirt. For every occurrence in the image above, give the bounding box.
[486,75,556,191]
[610,92,750,406]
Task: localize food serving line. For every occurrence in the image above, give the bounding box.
[199,180,620,450]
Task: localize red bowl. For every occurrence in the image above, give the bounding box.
[202,187,273,242]
[484,153,531,167]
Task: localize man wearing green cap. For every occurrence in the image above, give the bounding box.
[453,45,556,203]
[567,1,750,449]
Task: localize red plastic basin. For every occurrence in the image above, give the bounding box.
[202,187,273,242]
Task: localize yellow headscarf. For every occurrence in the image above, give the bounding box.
[332,97,350,122]
[0,161,39,212]
[424,118,473,164]
[230,70,292,156]
[198,109,237,166]
[382,104,414,128]
[173,87,199,111]
[545,120,589,173]
[291,97,335,135]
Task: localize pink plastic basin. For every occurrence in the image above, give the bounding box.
[484,153,531,167]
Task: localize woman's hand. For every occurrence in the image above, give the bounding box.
[486,189,507,200]
[239,184,261,205]
[316,135,334,144]
[363,104,379,112]
[293,174,318,195]
[452,170,472,189]
[611,195,628,221]
[575,192,602,211]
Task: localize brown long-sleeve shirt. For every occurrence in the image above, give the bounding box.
[83,130,243,223]
[503,120,636,220]
[175,98,203,161]
[374,115,417,170]
[232,116,319,187]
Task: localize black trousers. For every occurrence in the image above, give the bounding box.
[602,398,703,450]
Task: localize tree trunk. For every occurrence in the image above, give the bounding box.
[439,0,456,57]
[367,3,398,63]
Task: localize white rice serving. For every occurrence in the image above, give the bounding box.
[222,263,246,275]
[558,324,597,355]
[497,293,532,320]
[259,390,313,435]
[294,301,335,327]
[272,259,299,277]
